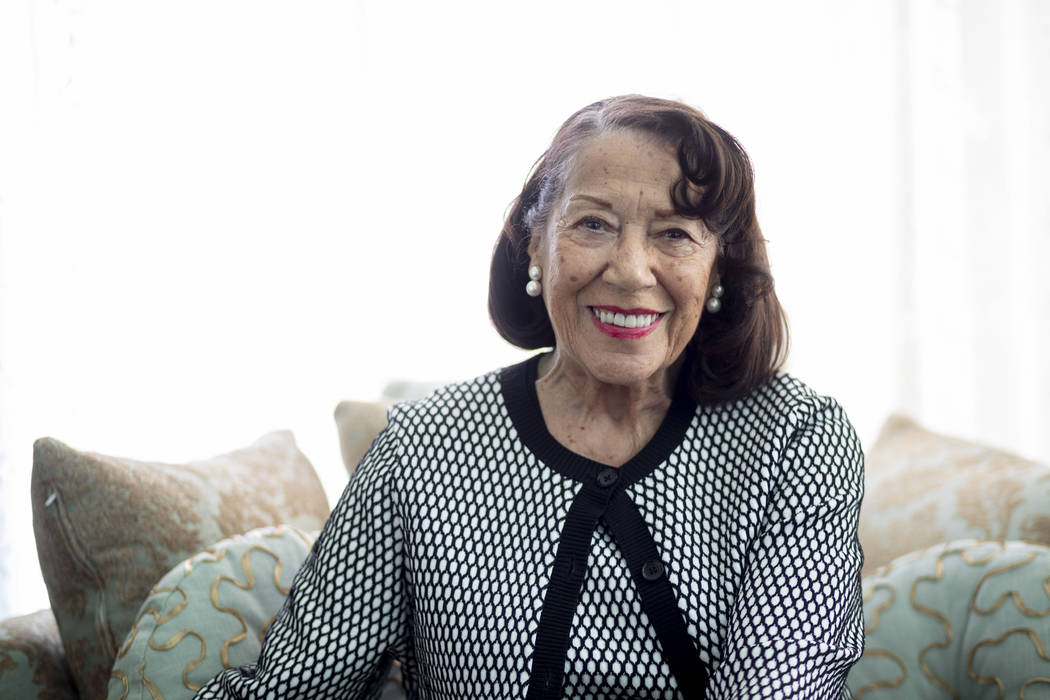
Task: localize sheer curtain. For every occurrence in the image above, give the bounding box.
[1,0,1047,620]
[895,0,1050,460]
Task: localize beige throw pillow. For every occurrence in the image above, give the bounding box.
[334,400,390,477]
[31,431,330,700]
[860,414,1050,575]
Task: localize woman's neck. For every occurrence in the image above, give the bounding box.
[534,350,681,466]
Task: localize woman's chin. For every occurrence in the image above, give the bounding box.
[576,352,674,391]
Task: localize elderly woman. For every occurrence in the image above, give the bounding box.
[196,95,864,699]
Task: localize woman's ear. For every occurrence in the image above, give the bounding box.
[526,231,543,265]
[706,265,721,294]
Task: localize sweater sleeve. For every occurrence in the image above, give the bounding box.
[708,396,865,700]
[194,414,412,699]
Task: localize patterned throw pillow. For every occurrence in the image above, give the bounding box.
[32,431,331,700]
[860,414,1050,575]
[0,609,78,700]
[107,526,317,699]
[108,526,407,700]
[847,539,1050,698]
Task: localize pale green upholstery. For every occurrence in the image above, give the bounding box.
[0,608,77,700]
[107,526,317,700]
[847,539,1050,698]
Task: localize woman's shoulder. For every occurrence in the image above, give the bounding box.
[385,365,506,428]
[707,371,859,460]
[747,372,863,489]
[729,371,851,423]
[351,367,509,484]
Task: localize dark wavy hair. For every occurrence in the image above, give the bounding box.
[488,95,788,405]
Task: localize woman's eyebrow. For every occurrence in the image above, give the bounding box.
[567,194,682,221]
[567,194,612,208]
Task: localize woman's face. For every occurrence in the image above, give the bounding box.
[529,129,719,389]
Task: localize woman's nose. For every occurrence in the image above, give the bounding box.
[604,229,656,291]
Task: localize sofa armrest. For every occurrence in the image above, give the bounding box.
[0,608,79,699]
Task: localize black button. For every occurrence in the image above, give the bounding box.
[642,559,665,581]
[597,468,618,488]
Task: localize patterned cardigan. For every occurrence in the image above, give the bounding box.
[196,353,865,699]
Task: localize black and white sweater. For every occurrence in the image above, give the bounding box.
[196,354,865,699]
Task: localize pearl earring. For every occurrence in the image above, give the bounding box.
[706,283,724,313]
[525,265,542,297]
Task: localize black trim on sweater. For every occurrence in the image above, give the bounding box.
[501,354,709,699]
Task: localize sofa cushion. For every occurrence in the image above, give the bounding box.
[107,526,316,699]
[0,608,78,700]
[107,526,406,700]
[32,431,331,700]
[860,414,1050,575]
[847,539,1050,698]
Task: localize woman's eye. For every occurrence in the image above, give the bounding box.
[662,228,691,241]
[578,217,608,232]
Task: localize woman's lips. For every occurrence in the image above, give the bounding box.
[589,306,664,339]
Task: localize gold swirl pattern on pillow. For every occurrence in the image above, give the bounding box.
[107,526,318,700]
[847,539,1050,698]
[860,414,1050,575]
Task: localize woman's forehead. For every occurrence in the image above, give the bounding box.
[558,131,685,213]
[569,130,677,177]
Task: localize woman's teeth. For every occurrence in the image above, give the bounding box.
[591,308,661,328]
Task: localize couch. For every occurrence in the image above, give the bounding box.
[0,403,1047,699]
[846,415,1050,697]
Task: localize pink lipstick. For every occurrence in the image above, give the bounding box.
[589,306,663,339]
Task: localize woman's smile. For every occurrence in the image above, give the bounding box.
[588,306,665,338]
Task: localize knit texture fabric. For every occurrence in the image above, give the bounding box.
[195,354,865,699]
